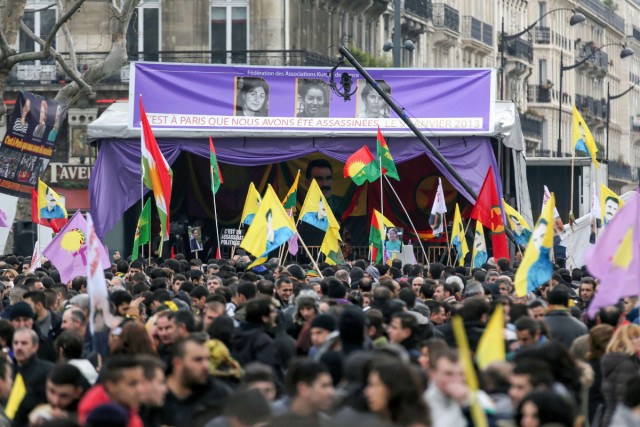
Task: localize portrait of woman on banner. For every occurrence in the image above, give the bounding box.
[296,79,330,118]
[235,77,270,117]
[357,80,391,118]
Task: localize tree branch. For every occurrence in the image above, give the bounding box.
[14,18,90,94]
[57,0,77,70]
[44,0,85,54]
[0,28,14,59]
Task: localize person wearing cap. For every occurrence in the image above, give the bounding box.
[11,328,55,427]
[309,314,336,358]
[10,302,56,362]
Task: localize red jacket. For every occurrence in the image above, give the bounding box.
[77,384,143,427]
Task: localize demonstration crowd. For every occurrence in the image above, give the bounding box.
[0,252,637,427]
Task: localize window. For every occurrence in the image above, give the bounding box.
[127,0,161,62]
[211,0,249,64]
[19,3,57,64]
[538,59,547,85]
[538,2,547,26]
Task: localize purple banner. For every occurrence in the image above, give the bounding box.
[0,91,66,197]
[129,63,495,135]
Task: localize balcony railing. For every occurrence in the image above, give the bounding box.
[519,113,543,138]
[631,116,640,132]
[483,23,493,46]
[432,3,459,33]
[534,27,550,44]
[503,37,533,63]
[576,94,607,120]
[405,0,432,20]
[528,85,552,103]
[577,42,609,72]
[609,161,633,181]
[6,50,335,85]
[579,0,625,34]
[462,16,482,42]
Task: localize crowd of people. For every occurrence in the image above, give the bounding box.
[0,252,637,427]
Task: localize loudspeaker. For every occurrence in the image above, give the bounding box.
[13,221,35,256]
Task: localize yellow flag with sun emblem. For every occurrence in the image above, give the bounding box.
[43,211,111,283]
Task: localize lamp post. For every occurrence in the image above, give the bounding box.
[606,82,636,162]
[557,43,634,157]
[500,9,585,99]
[384,0,416,67]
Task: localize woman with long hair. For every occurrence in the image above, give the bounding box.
[516,390,576,427]
[600,324,640,426]
[364,360,430,427]
[236,78,269,117]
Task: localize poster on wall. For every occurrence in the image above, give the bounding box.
[129,63,495,136]
[0,91,66,197]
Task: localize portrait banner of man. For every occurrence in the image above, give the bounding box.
[0,91,65,197]
[189,226,203,253]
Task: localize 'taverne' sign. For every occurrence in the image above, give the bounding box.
[49,163,91,183]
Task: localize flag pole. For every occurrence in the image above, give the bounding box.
[212,186,222,262]
[383,176,429,267]
[230,224,242,259]
[444,217,452,266]
[568,148,576,267]
[297,234,324,278]
[379,155,384,233]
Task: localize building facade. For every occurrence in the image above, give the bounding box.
[4,0,640,207]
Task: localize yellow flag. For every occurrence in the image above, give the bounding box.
[476,304,506,369]
[321,227,344,265]
[600,184,624,227]
[241,182,262,226]
[452,316,489,427]
[6,372,26,419]
[572,105,599,168]
[450,204,469,266]
[515,194,556,297]
[299,179,340,232]
[240,185,296,264]
[37,179,68,220]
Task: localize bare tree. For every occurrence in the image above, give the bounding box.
[0,0,140,133]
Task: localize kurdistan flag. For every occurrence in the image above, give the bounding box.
[369,209,394,263]
[140,99,173,254]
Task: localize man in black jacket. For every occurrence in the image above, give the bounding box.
[163,335,231,427]
[231,297,281,379]
[436,298,489,352]
[11,327,55,427]
[544,286,588,349]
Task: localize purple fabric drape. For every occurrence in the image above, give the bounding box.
[90,136,500,238]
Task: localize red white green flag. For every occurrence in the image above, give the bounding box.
[140,99,173,254]
[369,209,394,264]
[376,127,399,181]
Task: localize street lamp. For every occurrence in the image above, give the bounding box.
[385,0,416,67]
[606,82,636,161]
[557,43,634,157]
[500,9,585,99]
